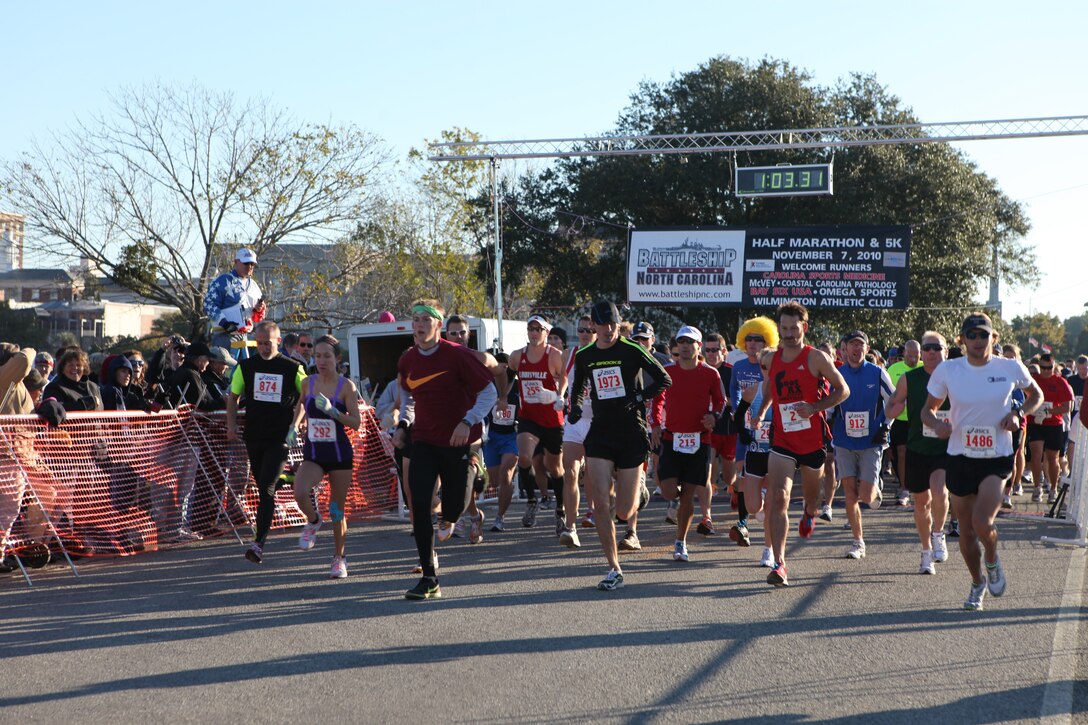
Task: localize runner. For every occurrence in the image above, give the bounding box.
[560,315,597,547]
[830,330,894,561]
[628,321,671,550]
[885,331,951,574]
[289,335,362,579]
[567,301,671,590]
[733,346,778,567]
[751,302,850,587]
[506,315,567,532]
[649,326,726,562]
[887,340,922,505]
[397,300,497,600]
[725,318,778,546]
[1001,344,1030,501]
[702,332,739,538]
[226,321,306,563]
[924,312,1042,610]
[484,353,520,533]
[1027,352,1074,504]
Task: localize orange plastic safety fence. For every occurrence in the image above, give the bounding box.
[0,406,399,561]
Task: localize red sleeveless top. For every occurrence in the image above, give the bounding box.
[517,344,563,427]
[768,345,826,455]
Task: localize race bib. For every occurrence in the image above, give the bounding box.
[845,410,869,438]
[254,373,283,403]
[963,425,997,458]
[779,402,811,432]
[1035,402,1053,423]
[593,366,626,400]
[308,419,335,442]
[922,410,950,438]
[521,379,544,404]
[745,410,772,443]
[493,403,516,423]
[1076,395,1083,411]
[672,432,700,454]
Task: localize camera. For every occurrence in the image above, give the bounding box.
[170,335,189,352]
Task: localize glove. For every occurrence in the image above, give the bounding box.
[218,319,238,334]
[537,388,558,405]
[623,392,645,413]
[553,396,566,412]
[738,427,753,446]
[315,393,335,415]
[286,427,299,447]
[567,405,583,424]
[871,424,890,446]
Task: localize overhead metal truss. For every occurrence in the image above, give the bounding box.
[429,115,1088,161]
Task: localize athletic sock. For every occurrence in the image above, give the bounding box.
[736,490,748,521]
[519,466,536,501]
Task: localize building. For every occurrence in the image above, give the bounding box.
[0,268,76,304]
[0,212,25,274]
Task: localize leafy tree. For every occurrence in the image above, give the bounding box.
[1010,312,1066,357]
[479,57,1036,346]
[0,300,50,348]
[3,82,391,338]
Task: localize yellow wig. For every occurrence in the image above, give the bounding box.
[736,316,779,349]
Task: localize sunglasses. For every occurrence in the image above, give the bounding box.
[130,360,146,367]
[448,329,469,337]
[298,342,313,348]
[745,335,765,343]
[964,330,990,340]
[527,326,545,333]
[921,343,944,352]
[705,347,721,353]
[1040,365,1054,370]
[671,352,680,358]
[577,327,594,334]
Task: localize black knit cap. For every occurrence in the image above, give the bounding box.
[590,300,619,325]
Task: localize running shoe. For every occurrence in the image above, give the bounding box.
[1047,487,1058,505]
[931,531,949,562]
[672,540,690,562]
[1031,487,1042,503]
[896,489,910,507]
[298,517,322,551]
[919,550,935,575]
[329,555,347,579]
[818,503,833,522]
[411,551,439,575]
[696,516,717,536]
[986,556,1007,597]
[964,579,987,611]
[767,562,788,587]
[947,519,960,538]
[664,499,678,524]
[1012,483,1024,496]
[405,576,441,600]
[729,523,751,547]
[469,511,485,544]
[559,526,581,549]
[638,481,650,511]
[845,539,866,559]
[452,514,468,538]
[522,499,539,528]
[540,495,554,510]
[1001,495,1013,510]
[798,513,816,539]
[555,510,565,537]
[490,515,505,532]
[436,520,456,542]
[579,511,596,528]
[169,528,204,543]
[618,529,642,551]
[759,547,775,568]
[597,568,624,591]
[244,542,263,563]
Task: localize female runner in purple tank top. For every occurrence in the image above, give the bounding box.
[289,335,362,579]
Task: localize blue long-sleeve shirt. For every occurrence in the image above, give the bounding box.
[831,361,894,450]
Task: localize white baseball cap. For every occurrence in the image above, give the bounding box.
[235,248,258,265]
[527,315,552,331]
[676,325,702,343]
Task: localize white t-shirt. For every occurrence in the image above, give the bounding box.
[927,356,1032,458]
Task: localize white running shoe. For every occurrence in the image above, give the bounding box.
[919,550,935,575]
[986,556,1007,597]
[559,527,581,549]
[298,517,322,551]
[964,578,987,611]
[817,503,833,522]
[931,531,948,562]
[452,514,469,538]
[845,539,866,559]
[672,540,689,562]
[664,499,679,524]
[759,546,775,568]
[329,555,347,579]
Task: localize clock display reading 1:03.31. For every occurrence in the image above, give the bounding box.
[734,163,834,197]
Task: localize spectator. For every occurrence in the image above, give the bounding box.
[282,332,300,361]
[200,346,236,411]
[122,349,149,392]
[167,341,212,408]
[42,349,104,411]
[34,351,54,381]
[1,342,37,414]
[101,355,149,411]
[204,247,266,361]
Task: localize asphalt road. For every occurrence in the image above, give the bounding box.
[2,494,1085,724]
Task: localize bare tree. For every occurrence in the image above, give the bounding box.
[3,82,391,335]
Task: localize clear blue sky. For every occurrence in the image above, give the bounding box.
[4,1,1086,322]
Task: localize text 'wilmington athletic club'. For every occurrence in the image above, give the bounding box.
[635,238,737,286]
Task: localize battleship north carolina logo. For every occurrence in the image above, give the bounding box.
[634,238,738,286]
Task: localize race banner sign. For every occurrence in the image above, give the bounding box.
[627,225,910,309]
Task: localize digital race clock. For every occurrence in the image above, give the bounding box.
[735,163,834,197]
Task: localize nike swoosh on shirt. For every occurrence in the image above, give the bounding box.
[405,371,447,389]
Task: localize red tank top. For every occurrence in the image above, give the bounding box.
[517,344,563,427]
[768,345,826,454]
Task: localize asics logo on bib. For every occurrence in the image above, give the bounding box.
[405,371,447,390]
